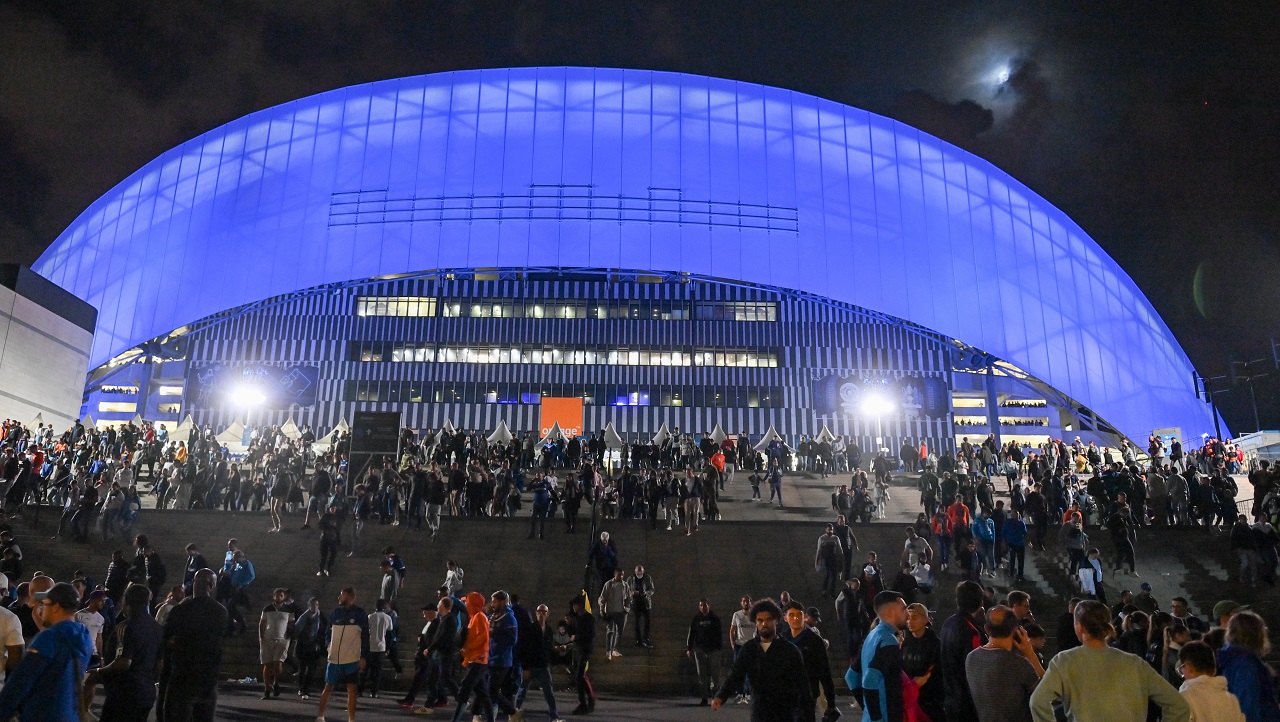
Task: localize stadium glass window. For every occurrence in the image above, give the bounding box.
[356,296,438,317]
[157,385,184,396]
[157,403,181,414]
[694,301,777,322]
[98,402,137,414]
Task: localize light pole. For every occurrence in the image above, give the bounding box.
[861,394,896,451]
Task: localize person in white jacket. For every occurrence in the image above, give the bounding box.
[1177,640,1245,722]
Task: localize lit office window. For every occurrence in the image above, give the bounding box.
[356,296,437,317]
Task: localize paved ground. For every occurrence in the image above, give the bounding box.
[207,685,851,721]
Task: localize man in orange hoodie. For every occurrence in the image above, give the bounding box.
[451,591,492,722]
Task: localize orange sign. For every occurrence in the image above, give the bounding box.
[539,397,583,439]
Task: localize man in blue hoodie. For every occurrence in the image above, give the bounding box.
[486,591,520,720]
[0,582,95,722]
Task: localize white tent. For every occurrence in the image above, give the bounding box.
[280,418,303,440]
[487,420,514,445]
[538,422,565,445]
[28,412,43,428]
[651,423,671,447]
[80,413,96,429]
[215,418,247,446]
[130,413,145,428]
[710,424,728,444]
[601,422,625,449]
[754,425,785,452]
[312,418,349,449]
[171,414,196,439]
[441,419,457,435]
[816,425,837,443]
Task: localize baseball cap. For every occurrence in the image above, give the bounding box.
[0,573,9,591]
[88,590,107,601]
[34,582,80,611]
[805,606,823,623]
[1212,600,1248,620]
[1140,582,1152,591]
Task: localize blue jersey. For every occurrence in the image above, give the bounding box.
[860,621,903,722]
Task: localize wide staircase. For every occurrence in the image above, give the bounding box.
[12,505,1277,695]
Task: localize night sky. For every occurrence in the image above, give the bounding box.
[1,2,1277,432]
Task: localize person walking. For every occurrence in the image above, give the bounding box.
[861,591,908,722]
[528,474,552,540]
[0,582,94,722]
[295,597,329,700]
[316,587,370,722]
[597,570,628,660]
[568,595,596,715]
[317,503,341,577]
[711,599,813,719]
[815,525,845,599]
[727,596,756,706]
[965,605,1044,722]
[629,565,654,648]
[786,602,838,722]
[514,604,562,722]
[91,583,164,721]
[939,581,987,722]
[450,592,494,722]
[359,599,393,699]
[259,588,295,699]
[1029,600,1188,721]
[485,591,521,721]
[686,599,723,706]
[160,568,228,722]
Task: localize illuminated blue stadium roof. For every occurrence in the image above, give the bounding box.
[32,67,1219,442]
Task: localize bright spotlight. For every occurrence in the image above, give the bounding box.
[229,384,266,407]
[996,67,1011,84]
[860,394,895,417]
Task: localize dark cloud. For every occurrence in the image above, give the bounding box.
[891,90,995,144]
[1,1,1279,429]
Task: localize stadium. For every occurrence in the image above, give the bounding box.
[32,67,1222,450]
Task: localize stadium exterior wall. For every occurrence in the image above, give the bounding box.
[31,67,1220,443]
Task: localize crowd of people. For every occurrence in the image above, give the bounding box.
[0,415,1276,722]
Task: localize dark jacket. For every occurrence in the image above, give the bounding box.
[716,636,815,722]
[792,627,831,682]
[687,611,722,651]
[938,611,986,722]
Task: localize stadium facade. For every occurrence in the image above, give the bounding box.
[31,67,1222,449]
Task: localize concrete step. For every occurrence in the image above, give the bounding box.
[7,507,1273,693]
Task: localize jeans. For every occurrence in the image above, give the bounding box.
[936,535,951,565]
[731,646,752,695]
[979,539,996,573]
[298,649,323,696]
[684,498,701,534]
[319,538,338,572]
[515,666,558,718]
[359,651,383,696]
[574,653,594,707]
[163,686,218,722]
[529,502,549,538]
[692,647,721,699]
[1007,544,1025,578]
[487,665,519,716]
[632,602,651,644]
[426,503,442,535]
[451,663,493,722]
[1237,549,1258,585]
[1114,542,1136,573]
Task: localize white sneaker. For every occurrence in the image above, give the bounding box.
[612,650,622,658]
